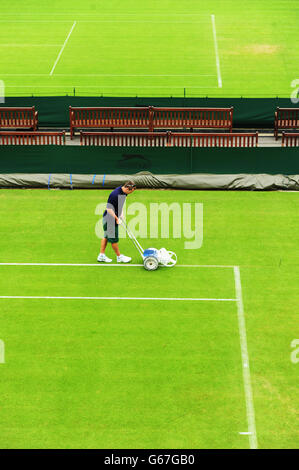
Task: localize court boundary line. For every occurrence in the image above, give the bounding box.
[233,266,258,449]
[1,74,216,77]
[0,20,214,24]
[0,263,234,268]
[211,14,222,88]
[4,86,218,89]
[50,21,76,76]
[0,295,236,301]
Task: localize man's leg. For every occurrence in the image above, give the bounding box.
[112,242,132,263]
[97,237,112,263]
[100,237,108,254]
[111,243,121,257]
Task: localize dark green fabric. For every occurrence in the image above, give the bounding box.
[0,146,299,175]
[1,172,299,190]
[1,96,298,128]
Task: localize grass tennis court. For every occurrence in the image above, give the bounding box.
[1,0,299,97]
[0,189,298,448]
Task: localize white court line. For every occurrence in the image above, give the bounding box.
[5,85,218,89]
[50,21,76,76]
[211,14,222,88]
[0,13,210,16]
[0,20,210,24]
[1,44,61,47]
[234,266,258,449]
[1,74,216,77]
[0,263,234,268]
[0,296,236,301]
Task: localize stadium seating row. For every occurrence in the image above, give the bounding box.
[0,131,65,145]
[70,106,234,138]
[1,107,299,140]
[0,130,297,147]
[80,131,258,147]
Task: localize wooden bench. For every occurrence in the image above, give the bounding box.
[80,132,170,147]
[80,131,257,147]
[71,106,234,138]
[281,132,299,147]
[70,106,149,139]
[274,107,299,140]
[168,132,257,147]
[0,131,65,145]
[0,107,38,131]
[152,107,234,132]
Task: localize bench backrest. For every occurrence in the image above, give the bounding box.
[70,106,234,136]
[152,108,234,129]
[80,132,169,147]
[0,131,65,145]
[80,131,257,147]
[275,108,299,126]
[169,132,257,147]
[70,107,149,127]
[0,107,38,128]
[282,132,299,147]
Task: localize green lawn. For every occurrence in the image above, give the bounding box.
[0,189,298,448]
[0,0,298,97]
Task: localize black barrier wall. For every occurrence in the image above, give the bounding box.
[1,97,298,129]
[0,146,298,175]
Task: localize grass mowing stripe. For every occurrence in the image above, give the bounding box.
[49,21,76,76]
[234,266,258,449]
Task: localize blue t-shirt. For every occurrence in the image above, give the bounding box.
[103,186,126,219]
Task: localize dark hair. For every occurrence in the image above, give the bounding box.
[124,181,136,190]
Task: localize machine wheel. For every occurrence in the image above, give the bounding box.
[144,256,159,271]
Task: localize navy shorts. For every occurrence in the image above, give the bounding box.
[103,218,119,243]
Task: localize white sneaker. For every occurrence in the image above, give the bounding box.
[97,253,112,263]
[117,254,132,263]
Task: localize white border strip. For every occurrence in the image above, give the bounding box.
[0,296,236,301]
[1,73,216,77]
[234,266,258,449]
[50,21,76,76]
[211,14,222,88]
[0,263,234,268]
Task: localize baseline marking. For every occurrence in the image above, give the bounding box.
[50,21,76,76]
[5,85,218,89]
[211,14,222,88]
[1,44,62,47]
[1,74,216,77]
[0,263,234,268]
[0,296,236,301]
[0,20,212,24]
[234,266,258,449]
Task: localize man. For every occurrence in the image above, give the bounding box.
[97,181,136,263]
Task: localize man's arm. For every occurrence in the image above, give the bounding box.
[107,208,121,224]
